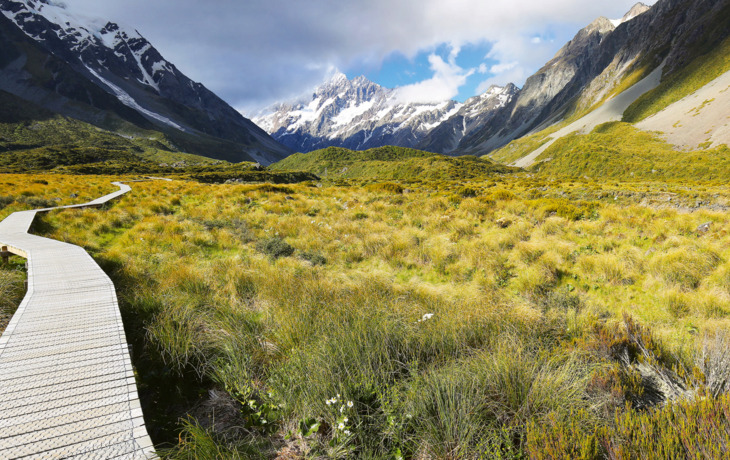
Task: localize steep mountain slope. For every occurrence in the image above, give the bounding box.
[492,0,730,167]
[253,73,517,153]
[471,0,730,158]
[452,3,652,155]
[635,69,730,150]
[0,0,290,164]
[512,62,665,168]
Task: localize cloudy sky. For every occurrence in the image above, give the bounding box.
[60,0,655,113]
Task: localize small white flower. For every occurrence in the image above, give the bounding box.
[344,430,351,436]
[338,422,345,430]
[336,393,341,399]
[261,419,267,424]
[340,405,345,413]
[326,399,332,406]
[421,313,434,321]
[343,417,348,423]
[347,401,353,408]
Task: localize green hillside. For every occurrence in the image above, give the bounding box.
[529,122,730,181]
[271,146,519,180]
[0,90,226,172]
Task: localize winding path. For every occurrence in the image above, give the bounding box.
[0,182,156,459]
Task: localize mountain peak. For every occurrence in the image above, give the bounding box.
[328,70,348,85]
[587,16,616,33]
[610,2,651,27]
[322,72,378,90]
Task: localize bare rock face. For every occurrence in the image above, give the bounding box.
[455,14,622,154]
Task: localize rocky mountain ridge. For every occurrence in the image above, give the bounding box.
[448,0,730,155]
[0,0,290,164]
[253,72,518,153]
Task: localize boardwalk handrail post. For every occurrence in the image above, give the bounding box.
[1,245,8,264]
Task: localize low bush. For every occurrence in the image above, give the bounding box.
[365,182,404,194]
[256,237,295,259]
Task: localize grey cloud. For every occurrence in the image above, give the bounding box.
[63,0,657,111]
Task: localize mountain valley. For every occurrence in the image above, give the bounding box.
[2,0,730,459]
[257,0,730,169]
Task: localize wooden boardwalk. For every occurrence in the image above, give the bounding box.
[0,182,156,459]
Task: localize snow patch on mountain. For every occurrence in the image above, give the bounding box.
[85,66,184,130]
[332,100,375,127]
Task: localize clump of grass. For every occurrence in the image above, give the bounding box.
[365,182,404,194]
[300,251,327,266]
[650,246,722,291]
[250,184,295,194]
[403,338,594,457]
[457,187,478,198]
[256,237,295,260]
[0,262,26,334]
[162,417,268,459]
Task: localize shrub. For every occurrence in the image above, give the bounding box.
[300,251,327,266]
[0,195,14,209]
[256,237,295,260]
[16,196,57,208]
[366,182,404,194]
[457,187,478,198]
[488,189,516,200]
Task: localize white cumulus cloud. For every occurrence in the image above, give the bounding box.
[394,46,475,104]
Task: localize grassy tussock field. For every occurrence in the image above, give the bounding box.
[530,122,730,181]
[2,174,730,458]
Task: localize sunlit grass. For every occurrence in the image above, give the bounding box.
[3,173,730,457]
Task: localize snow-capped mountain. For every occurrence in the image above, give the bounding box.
[253,72,517,153]
[255,2,663,157]
[417,84,519,153]
[0,0,290,164]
